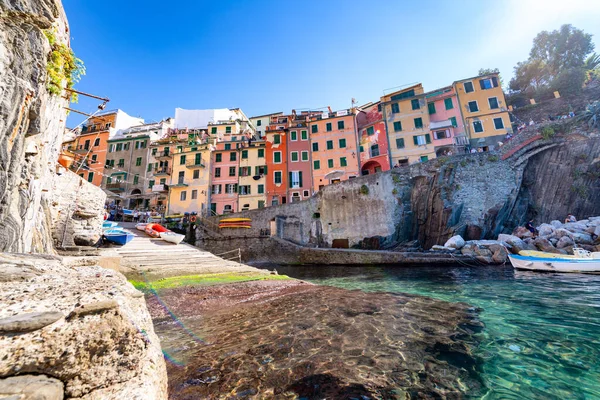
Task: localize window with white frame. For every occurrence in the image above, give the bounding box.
[211,184,221,194]
[223,205,232,213]
[291,192,301,202]
[488,97,499,109]
[180,191,187,201]
[303,190,310,197]
[191,190,198,199]
[415,135,427,145]
[290,171,301,188]
[434,130,450,140]
[473,120,484,133]
[301,151,309,161]
[225,184,237,194]
[290,151,299,162]
[239,185,251,195]
[468,101,479,112]
[463,81,474,93]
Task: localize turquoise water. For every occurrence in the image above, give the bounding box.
[269,265,600,400]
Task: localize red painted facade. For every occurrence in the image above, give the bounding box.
[356,103,391,175]
[265,115,289,206]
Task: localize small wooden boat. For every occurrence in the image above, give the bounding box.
[219,218,252,223]
[160,231,185,245]
[145,223,168,238]
[102,221,118,229]
[104,231,134,245]
[135,223,147,231]
[218,222,251,229]
[509,248,600,273]
[103,228,124,234]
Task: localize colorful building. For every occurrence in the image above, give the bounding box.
[424,86,469,156]
[148,132,185,213]
[265,114,289,206]
[309,109,360,192]
[104,119,172,209]
[381,84,435,166]
[167,130,212,215]
[287,111,314,202]
[71,109,143,187]
[237,139,267,211]
[356,102,391,175]
[250,112,282,139]
[453,73,512,151]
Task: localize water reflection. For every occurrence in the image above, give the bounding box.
[268,265,600,399]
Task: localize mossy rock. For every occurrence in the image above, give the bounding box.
[130,272,291,292]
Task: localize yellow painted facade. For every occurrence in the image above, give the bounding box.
[453,73,512,150]
[237,141,267,211]
[167,144,212,215]
[381,84,436,166]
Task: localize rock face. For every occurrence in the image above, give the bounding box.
[0,374,64,400]
[0,253,167,399]
[49,170,105,248]
[0,0,105,253]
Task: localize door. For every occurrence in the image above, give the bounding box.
[210,203,217,215]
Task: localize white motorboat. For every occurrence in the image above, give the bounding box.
[509,248,600,273]
[135,223,148,232]
[160,231,185,245]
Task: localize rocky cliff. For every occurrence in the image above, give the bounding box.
[0,0,90,253]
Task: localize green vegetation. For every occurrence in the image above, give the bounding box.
[130,272,291,292]
[580,101,600,129]
[540,126,556,140]
[571,183,588,199]
[391,188,398,195]
[478,67,503,86]
[392,175,401,184]
[487,154,499,162]
[460,159,468,167]
[359,184,369,195]
[508,24,595,105]
[43,30,85,100]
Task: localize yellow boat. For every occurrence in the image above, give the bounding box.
[519,250,576,259]
[219,218,252,223]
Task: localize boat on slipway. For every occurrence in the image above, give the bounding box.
[508,248,600,273]
[103,230,134,245]
[219,217,252,229]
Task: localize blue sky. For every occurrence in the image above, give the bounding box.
[63,0,600,126]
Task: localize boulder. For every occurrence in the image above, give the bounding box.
[431,245,454,252]
[536,223,554,238]
[513,226,533,239]
[549,238,558,246]
[444,235,465,250]
[461,241,508,264]
[553,228,574,240]
[522,238,538,251]
[556,236,574,249]
[564,222,588,233]
[498,234,527,254]
[533,238,561,254]
[0,375,63,400]
[572,232,594,245]
[550,220,563,229]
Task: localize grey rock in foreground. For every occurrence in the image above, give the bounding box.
[0,374,63,400]
[0,254,167,399]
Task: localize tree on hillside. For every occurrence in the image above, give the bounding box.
[478,68,503,86]
[509,24,595,98]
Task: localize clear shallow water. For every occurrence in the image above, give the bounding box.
[268,265,600,400]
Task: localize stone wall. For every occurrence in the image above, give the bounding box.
[0,0,74,253]
[50,170,106,247]
[201,133,600,251]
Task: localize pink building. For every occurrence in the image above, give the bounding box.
[356,101,391,175]
[424,86,469,155]
[287,111,314,202]
[210,139,239,215]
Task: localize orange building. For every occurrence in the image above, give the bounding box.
[265,114,290,206]
[309,109,360,192]
[356,102,391,175]
[70,110,143,187]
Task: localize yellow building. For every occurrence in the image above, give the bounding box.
[381,83,436,166]
[453,73,512,151]
[166,135,212,215]
[237,140,267,211]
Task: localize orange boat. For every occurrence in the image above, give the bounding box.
[145,223,168,238]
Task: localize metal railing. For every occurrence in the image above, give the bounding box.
[214,248,242,263]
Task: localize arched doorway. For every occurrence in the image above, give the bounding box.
[361,160,382,176]
[129,189,143,209]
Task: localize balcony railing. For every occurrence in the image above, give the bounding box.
[151,184,168,192]
[69,162,89,171]
[155,151,172,159]
[106,182,125,192]
[153,167,171,176]
[73,147,91,154]
[185,158,205,168]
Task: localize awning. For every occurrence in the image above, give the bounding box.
[430,120,453,130]
[324,170,345,180]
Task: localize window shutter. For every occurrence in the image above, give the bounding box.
[425,134,431,144]
[264,165,268,175]
[492,77,498,87]
[255,166,258,175]
[479,80,485,90]
[289,172,293,188]
[299,171,303,187]
[413,136,418,146]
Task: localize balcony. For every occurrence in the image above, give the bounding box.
[154,166,171,176]
[69,162,89,171]
[106,182,125,192]
[73,147,91,154]
[185,158,205,168]
[155,151,172,160]
[171,179,188,187]
[151,184,168,193]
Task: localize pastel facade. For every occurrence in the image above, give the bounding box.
[237,140,267,211]
[424,87,468,156]
[265,115,289,206]
[287,113,313,202]
[356,102,391,175]
[250,112,282,139]
[381,84,435,166]
[453,73,512,150]
[309,110,360,191]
